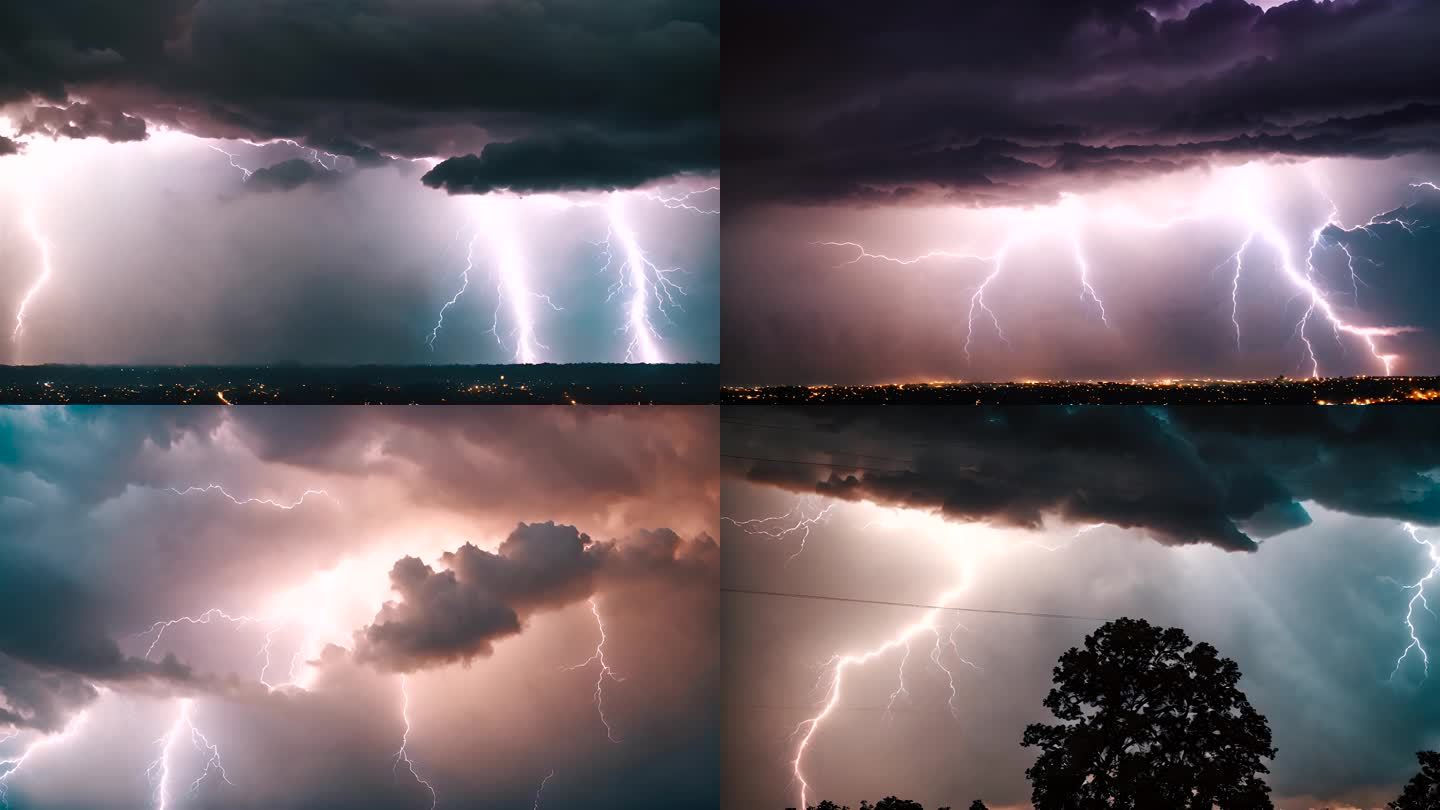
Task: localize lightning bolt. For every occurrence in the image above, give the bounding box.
[12,207,54,341]
[532,768,555,810]
[0,708,92,808]
[147,698,233,810]
[393,676,437,810]
[430,198,561,362]
[164,484,334,510]
[644,186,720,215]
[567,598,624,742]
[205,145,253,181]
[789,584,978,810]
[602,195,685,363]
[1390,523,1440,683]
[813,168,1424,375]
[722,500,837,563]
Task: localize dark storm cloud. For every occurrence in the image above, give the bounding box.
[0,0,718,191]
[723,407,1440,552]
[0,544,196,732]
[0,136,19,156]
[17,103,147,142]
[244,158,341,192]
[355,522,718,672]
[724,0,1440,207]
[422,128,719,196]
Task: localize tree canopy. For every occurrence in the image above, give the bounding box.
[1390,751,1440,809]
[1022,617,1276,810]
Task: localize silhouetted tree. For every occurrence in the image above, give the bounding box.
[968,802,988,810]
[1021,617,1277,810]
[1390,751,1440,809]
[873,798,923,810]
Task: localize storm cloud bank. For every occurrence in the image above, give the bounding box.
[0,0,719,191]
[722,407,1440,551]
[357,522,718,672]
[724,0,1440,207]
[0,406,718,810]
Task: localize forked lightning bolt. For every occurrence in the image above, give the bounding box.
[815,173,1432,375]
[393,676,438,810]
[12,208,53,340]
[723,500,837,562]
[0,709,92,808]
[789,584,979,810]
[147,698,233,810]
[567,598,624,742]
[429,198,560,362]
[602,196,686,363]
[643,186,720,215]
[1390,523,1440,683]
[165,484,333,510]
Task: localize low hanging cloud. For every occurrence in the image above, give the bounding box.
[724,0,1440,207]
[422,128,719,195]
[722,407,1440,552]
[0,0,718,192]
[355,521,718,672]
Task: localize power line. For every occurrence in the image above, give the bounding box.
[721,587,1106,623]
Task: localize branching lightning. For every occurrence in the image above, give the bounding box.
[0,709,91,808]
[723,500,837,563]
[644,185,720,215]
[567,598,624,743]
[601,195,686,363]
[147,698,233,810]
[393,676,438,810]
[12,207,54,341]
[428,197,560,362]
[789,583,979,810]
[1390,523,1440,683]
[814,169,1432,375]
[164,484,334,510]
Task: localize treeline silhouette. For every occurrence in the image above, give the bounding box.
[790,618,1438,810]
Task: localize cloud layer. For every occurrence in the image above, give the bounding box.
[1,0,718,191]
[723,406,1440,551]
[725,0,1440,207]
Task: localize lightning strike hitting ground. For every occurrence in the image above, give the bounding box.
[0,708,92,808]
[567,598,624,743]
[147,698,233,810]
[789,582,978,810]
[602,195,686,363]
[429,198,560,361]
[12,207,53,340]
[813,169,1428,374]
[532,769,555,810]
[722,501,837,562]
[164,484,334,510]
[393,676,438,810]
[1390,523,1440,683]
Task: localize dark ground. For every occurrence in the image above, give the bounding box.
[723,377,1440,405]
[0,364,720,404]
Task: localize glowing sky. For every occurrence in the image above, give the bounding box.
[722,0,1440,382]
[722,407,1440,809]
[0,0,718,366]
[0,405,719,810]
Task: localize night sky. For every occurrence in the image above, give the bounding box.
[0,0,718,365]
[0,405,719,810]
[723,0,1440,383]
[723,407,1440,809]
